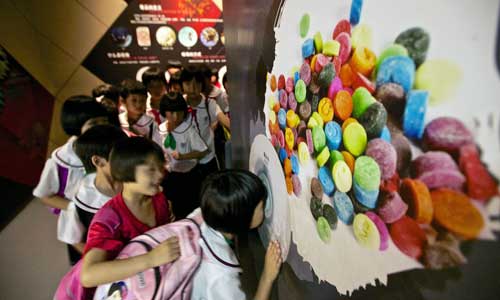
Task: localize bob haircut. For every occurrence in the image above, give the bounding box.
[91,84,120,104]
[179,65,204,85]
[110,136,165,182]
[60,95,109,136]
[75,124,128,173]
[141,67,167,88]
[119,79,147,100]
[200,169,268,234]
[159,92,188,118]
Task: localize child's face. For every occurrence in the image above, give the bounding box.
[81,116,109,134]
[182,78,202,99]
[168,83,182,93]
[125,94,147,121]
[129,155,165,196]
[165,111,184,128]
[147,80,166,100]
[249,200,265,229]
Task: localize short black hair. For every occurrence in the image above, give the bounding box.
[159,92,188,117]
[60,95,109,136]
[92,84,120,104]
[141,67,167,88]
[179,65,204,84]
[110,137,165,182]
[168,71,181,86]
[166,60,182,70]
[75,124,128,173]
[120,79,147,100]
[200,169,268,234]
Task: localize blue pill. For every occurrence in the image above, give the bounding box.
[350,0,363,25]
[324,121,342,150]
[319,166,335,196]
[291,154,300,174]
[376,56,415,93]
[353,180,379,209]
[279,147,288,164]
[302,38,315,58]
[380,126,391,143]
[403,90,428,139]
[278,108,287,129]
[294,71,300,83]
[333,191,355,225]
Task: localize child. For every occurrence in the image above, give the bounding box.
[91,83,121,127]
[159,92,210,218]
[180,66,230,180]
[141,66,167,125]
[72,124,128,243]
[190,169,282,300]
[168,70,183,93]
[33,95,110,264]
[118,79,161,142]
[80,137,178,290]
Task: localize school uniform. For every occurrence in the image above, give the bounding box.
[159,115,208,218]
[119,111,161,143]
[73,173,114,240]
[208,85,229,114]
[188,209,245,300]
[33,136,86,264]
[191,94,222,179]
[146,93,166,125]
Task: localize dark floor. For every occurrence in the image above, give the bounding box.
[0,176,34,231]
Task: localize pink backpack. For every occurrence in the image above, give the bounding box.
[54,216,203,300]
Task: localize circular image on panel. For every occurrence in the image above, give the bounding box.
[110,27,132,49]
[220,32,225,45]
[200,27,219,48]
[178,26,198,48]
[156,26,176,47]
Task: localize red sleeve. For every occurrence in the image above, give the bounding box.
[84,206,124,258]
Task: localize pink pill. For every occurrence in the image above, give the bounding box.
[315,54,331,73]
[306,129,314,154]
[366,211,390,251]
[377,191,408,224]
[335,32,352,65]
[286,77,295,94]
[300,62,312,85]
[279,89,288,109]
[288,92,297,111]
[327,77,343,100]
[366,138,397,180]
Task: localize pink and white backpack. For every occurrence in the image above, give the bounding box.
[93,217,203,300]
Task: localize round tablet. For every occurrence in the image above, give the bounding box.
[343,122,367,156]
[332,160,352,193]
[353,213,381,250]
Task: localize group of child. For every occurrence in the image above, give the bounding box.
[33,65,282,300]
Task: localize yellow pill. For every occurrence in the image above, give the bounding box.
[298,142,310,165]
[269,110,277,125]
[311,112,324,129]
[318,97,334,123]
[285,127,295,150]
[317,147,330,167]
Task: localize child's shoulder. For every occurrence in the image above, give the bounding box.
[74,173,111,213]
[51,136,84,169]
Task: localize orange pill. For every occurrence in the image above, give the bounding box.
[310,54,318,72]
[284,158,293,176]
[339,63,354,87]
[341,117,358,132]
[272,102,280,113]
[334,90,353,121]
[431,188,484,240]
[270,74,277,92]
[341,151,355,173]
[349,47,376,77]
[318,97,334,123]
[400,179,433,224]
[286,176,293,195]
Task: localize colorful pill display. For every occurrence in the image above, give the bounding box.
[264,7,497,264]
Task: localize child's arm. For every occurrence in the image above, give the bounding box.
[40,195,70,210]
[171,149,209,161]
[216,111,230,130]
[254,241,282,300]
[80,236,180,288]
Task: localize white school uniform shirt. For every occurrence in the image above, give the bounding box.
[119,111,162,142]
[188,209,245,300]
[208,86,229,114]
[146,93,166,124]
[159,115,208,173]
[32,136,86,244]
[64,173,112,244]
[191,94,222,164]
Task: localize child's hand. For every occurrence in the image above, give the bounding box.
[171,151,180,160]
[262,240,282,283]
[148,237,181,267]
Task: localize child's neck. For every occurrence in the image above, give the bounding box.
[187,94,202,107]
[122,187,151,206]
[150,98,161,110]
[95,171,121,197]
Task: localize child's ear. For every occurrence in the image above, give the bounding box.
[91,155,108,169]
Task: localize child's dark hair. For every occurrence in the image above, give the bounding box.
[179,65,204,85]
[92,84,120,104]
[120,79,147,100]
[159,92,188,117]
[222,73,227,87]
[141,67,167,88]
[60,95,109,136]
[110,137,165,182]
[168,71,181,88]
[75,124,128,173]
[200,169,268,234]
